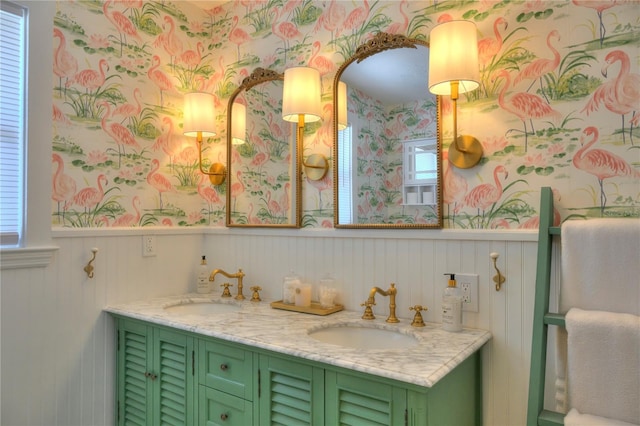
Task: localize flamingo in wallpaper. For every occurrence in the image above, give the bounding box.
[464,165,508,228]
[314,0,345,43]
[70,58,108,96]
[53,28,77,98]
[518,189,561,229]
[573,126,640,215]
[495,69,561,152]
[111,196,141,227]
[582,50,640,145]
[229,16,251,62]
[99,102,140,168]
[271,7,302,63]
[155,16,183,69]
[231,171,245,212]
[514,30,561,103]
[478,18,508,69]
[385,0,409,35]
[442,151,468,227]
[198,174,221,224]
[179,42,204,70]
[307,173,331,214]
[147,55,174,108]
[338,0,370,36]
[147,159,175,211]
[52,153,77,223]
[309,41,335,81]
[73,174,108,213]
[113,87,142,125]
[572,0,620,47]
[103,0,141,56]
[152,117,180,171]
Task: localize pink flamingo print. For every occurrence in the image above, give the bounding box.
[518,189,561,229]
[246,203,263,225]
[154,15,183,69]
[113,87,142,125]
[53,28,77,98]
[385,0,409,35]
[478,17,508,68]
[230,170,245,212]
[514,30,561,103]
[572,0,620,47]
[442,151,468,227]
[314,0,345,43]
[103,0,141,56]
[582,50,640,145]
[264,190,284,218]
[573,126,640,215]
[73,174,108,213]
[69,58,109,95]
[112,196,141,227]
[52,153,77,223]
[147,159,175,211]
[307,173,331,214]
[464,165,508,227]
[198,174,221,224]
[338,0,370,36]
[179,42,204,70]
[53,104,72,129]
[279,182,291,215]
[309,41,335,81]
[495,69,561,152]
[99,101,140,168]
[271,7,302,63]
[147,55,174,108]
[152,117,180,171]
[229,16,251,62]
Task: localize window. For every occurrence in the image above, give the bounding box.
[337,125,352,224]
[403,139,437,184]
[0,2,25,247]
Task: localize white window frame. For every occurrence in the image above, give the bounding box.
[0,1,56,269]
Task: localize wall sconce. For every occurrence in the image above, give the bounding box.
[337,81,348,131]
[282,66,328,181]
[183,92,226,185]
[231,102,246,145]
[428,20,483,169]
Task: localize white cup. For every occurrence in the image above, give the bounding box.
[407,192,418,204]
[422,191,434,204]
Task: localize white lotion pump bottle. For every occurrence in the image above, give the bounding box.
[196,255,210,294]
[442,273,463,332]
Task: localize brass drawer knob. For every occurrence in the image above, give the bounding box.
[220,363,228,371]
[220,413,229,421]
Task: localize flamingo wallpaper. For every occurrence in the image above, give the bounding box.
[52,0,640,230]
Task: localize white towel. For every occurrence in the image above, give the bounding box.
[560,218,640,315]
[566,308,640,425]
[565,409,639,426]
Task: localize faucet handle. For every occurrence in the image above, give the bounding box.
[220,282,233,297]
[361,300,376,320]
[409,305,427,327]
[250,286,262,302]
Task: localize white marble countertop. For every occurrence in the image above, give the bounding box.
[105,293,491,388]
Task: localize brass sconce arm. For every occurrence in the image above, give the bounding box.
[296,113,329,181]
[490,252,506,291]
[195,132,226,186]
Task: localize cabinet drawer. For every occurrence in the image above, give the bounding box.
[199,386,253,426]
[199,339,253,400]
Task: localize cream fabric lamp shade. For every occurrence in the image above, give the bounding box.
[428,20,480,96]
[337,81,348,130]
[231,102,246,145]
[183,92,216,137]
[282,66,322,123]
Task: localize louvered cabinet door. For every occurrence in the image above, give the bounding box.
[153,328,196,426]
[325,370,407,426]
[258,355,324,426]
[117,320,153,426]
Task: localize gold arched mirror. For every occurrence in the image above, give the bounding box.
[226,68,300,227]
[333,33,442,228]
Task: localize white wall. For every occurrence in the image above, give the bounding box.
[1,228,540,425]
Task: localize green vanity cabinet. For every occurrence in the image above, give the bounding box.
[258,354,325,425]
[116,318,196,425]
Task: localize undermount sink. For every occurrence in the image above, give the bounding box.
[163,301,241,315]
[308,324,419,350]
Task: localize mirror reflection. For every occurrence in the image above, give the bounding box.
[333,33,442,228]
[226,68,300,227]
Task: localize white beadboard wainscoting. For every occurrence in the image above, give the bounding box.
[1,228,539,425]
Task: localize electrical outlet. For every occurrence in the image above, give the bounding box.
[457,273,479,312]
[142,235,156,257]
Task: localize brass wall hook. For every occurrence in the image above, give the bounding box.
[84,247,98,279]
[490,252,505,291]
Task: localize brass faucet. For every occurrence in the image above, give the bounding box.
[210,268,245,300]
[362,283,399,323]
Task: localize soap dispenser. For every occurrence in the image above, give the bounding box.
[442,273,463,332]
[196,256,210,294]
